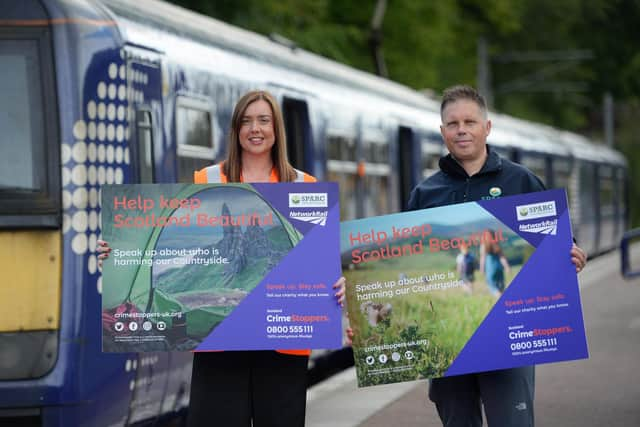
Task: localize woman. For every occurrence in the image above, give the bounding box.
[190,90,345,427]
[99,90,345,427]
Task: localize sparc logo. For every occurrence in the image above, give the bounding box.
[489,187,502,197]
[516,201,557,221]
[288,193,328,208]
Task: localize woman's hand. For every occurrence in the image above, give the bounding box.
[333,276,346,307]
[97,239,111,269]
[345,326,354,346]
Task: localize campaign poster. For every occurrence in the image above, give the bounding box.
[342,189,588,387]
[101,182,341,352]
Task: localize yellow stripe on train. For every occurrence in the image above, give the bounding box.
[0,231,61,332]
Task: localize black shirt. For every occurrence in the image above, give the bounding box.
[407,146,545,211]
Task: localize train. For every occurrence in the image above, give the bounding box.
[0,0,628,425]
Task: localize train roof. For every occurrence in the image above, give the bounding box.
[100,0,440,114]
[94,0,626,168]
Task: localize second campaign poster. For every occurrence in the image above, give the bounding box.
[101,182,341,352]
[342,189,588,387]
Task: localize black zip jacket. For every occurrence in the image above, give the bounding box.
[407,146,545,211]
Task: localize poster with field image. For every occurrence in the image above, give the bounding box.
[101,182,341,352]
[343,189,588,387]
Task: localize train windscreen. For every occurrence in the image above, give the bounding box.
[0,25,60,380]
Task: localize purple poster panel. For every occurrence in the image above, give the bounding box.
[101,182,341,352]
[342,189,588,387]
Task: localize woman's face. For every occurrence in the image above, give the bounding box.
[238,99,276,158]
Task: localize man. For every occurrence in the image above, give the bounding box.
[407,85,587,427]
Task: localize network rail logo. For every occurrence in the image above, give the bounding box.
[515,201,557,221]
[288,193,328,208]
[518,219,558,235]
[289,210,329,226]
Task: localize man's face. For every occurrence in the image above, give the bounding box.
[440,99,491,162]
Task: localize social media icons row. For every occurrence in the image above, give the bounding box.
[364,350,414,365]
[114,321,166,332]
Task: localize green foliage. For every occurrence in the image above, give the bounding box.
[352,288,496,386]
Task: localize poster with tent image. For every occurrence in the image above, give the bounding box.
[342,189,588,387]
[101,182,341,352]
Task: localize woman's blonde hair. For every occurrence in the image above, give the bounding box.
[223,90,297,182]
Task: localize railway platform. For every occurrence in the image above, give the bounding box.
[307,245,640,426]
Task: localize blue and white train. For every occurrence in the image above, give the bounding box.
[0,0,628,425]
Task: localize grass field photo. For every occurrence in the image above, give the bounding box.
[342,203,533,387]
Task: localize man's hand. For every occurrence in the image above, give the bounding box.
[333,276,346,307]
[571,243,587,273]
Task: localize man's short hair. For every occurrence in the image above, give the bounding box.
[440,85,488,119]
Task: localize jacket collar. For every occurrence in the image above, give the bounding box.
[439,144,502,178]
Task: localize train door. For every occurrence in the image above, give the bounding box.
[282,97,314,173]
[577,160,598,256]
[597,164,616,252]
[397,126,419,211]
[122,45,175,425]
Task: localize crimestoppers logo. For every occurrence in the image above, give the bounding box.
[288,193,328,208]
[516,201,557,221]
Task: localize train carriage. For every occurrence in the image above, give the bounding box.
[0,0,628,426]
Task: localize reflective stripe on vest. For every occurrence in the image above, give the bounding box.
[294,169,306,182]
[205,165,224,183]
[194,164,313,184]
[192,163,312,356]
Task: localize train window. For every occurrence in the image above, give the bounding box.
[551,157,572,205]
[1,40,42,191]
[551,158,571,189]
[327,134,357,220]
[579,162,596,222]
[136,110,154,183]
[362,139,391,217]
[599,166,614,218]
[520,154,547,186]
[327,135,356,161]
[0,29,59,227]
[421,139,442,180]
[175,97,215,183]
[491,146,513,161]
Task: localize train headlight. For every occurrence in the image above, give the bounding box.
[0,331,58,380]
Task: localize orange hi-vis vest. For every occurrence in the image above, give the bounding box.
[194,162,315,356]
